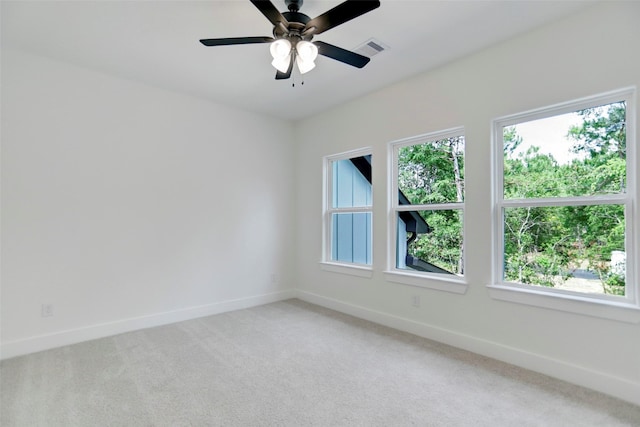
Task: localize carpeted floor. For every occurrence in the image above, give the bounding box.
[2,299,639,426]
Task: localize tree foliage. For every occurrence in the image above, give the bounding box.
[502,102,627,295]
[398,137,464,274]
[396,102,627,295]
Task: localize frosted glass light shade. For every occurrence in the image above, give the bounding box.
[270,39,292,72]
[272,55,292,73]
[296,41,318,62]
[270,39,292,59]
[295,41,318,74]
[296,56,316,74]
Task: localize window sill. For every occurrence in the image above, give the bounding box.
[384,270,468,294]
[487,283,640,323]
[319,262,374,278]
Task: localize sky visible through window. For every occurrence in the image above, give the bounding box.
[508,112,584,165]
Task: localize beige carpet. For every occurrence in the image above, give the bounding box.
[2,299,639,426]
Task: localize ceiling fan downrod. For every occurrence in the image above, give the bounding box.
[285,0,303,12]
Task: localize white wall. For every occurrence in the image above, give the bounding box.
[1,49,296,358]
[295,2,640,404]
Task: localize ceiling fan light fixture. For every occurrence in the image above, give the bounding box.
[272,54,292,73]
[295,40,318,74]
[270,37,291,56]
[270,38,292,58]
[270,38,292,73]
[296,40,318,63]
[296,55,316,74]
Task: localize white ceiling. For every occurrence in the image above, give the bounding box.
[2,0,594,121]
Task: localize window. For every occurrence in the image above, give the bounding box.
[322,148,373,275]
[386,128,466,293]
[491,88,639,319]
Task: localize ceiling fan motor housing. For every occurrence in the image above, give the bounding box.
[275,12,312,43]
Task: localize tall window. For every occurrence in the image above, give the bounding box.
[389,128,465,285]
[492,88,636,307]
[323,149,373,267]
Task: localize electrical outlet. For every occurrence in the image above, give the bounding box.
[270,273,278,284]
[411,295,420,308]
[41,304,54,317]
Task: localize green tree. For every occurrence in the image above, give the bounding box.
[501,103,626,294]
[399,103,626,293]
[398,137,464,274]
[565,101,627,294]
[503,129,570,287]
[568,102,626,159]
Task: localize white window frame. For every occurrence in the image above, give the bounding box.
[385,127,467,294]
[489,87,640,323]
[320,147,374,278]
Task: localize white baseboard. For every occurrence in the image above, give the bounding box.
[0,289,296,360]
[296,290,640,406]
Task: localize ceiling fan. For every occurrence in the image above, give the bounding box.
[200,0,381,80]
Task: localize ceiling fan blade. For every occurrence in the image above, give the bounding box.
[200,37,274,46]
[250,0,290,28]
[275,55,294,80]
[315,41,370,68]
[304,0,380,36]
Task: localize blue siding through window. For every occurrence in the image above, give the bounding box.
[331,159,372,264]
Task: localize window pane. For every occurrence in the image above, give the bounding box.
[332,156,372,208]
[503,205,625,295]
[331,212,372,265]
[396,210,463,276]
[397,137,464,205]
[503,101,626,199]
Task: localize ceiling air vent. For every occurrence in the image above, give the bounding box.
[354,38,389,58]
